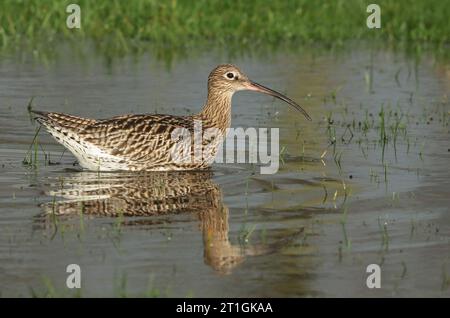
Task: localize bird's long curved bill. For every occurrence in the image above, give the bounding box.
[247,81,311,121]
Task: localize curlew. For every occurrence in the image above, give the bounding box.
[32,64,311,171]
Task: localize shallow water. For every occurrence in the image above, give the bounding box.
[0,46,449,297]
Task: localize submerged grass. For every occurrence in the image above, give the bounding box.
[378,217,389,251]
[321,93,449,188]
[22,126,41,168]
[0,0,449,61]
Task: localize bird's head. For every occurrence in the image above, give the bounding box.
[207,64,311,120]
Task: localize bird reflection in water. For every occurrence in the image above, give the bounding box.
[39,170,300,274]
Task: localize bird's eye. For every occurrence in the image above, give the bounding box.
[226,72,235,79]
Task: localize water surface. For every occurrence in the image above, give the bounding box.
[0,46,449,297]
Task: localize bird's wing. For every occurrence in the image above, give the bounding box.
[32,110,97,132]
[78,114,195,164]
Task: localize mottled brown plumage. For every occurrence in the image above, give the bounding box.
[33,64,311,171]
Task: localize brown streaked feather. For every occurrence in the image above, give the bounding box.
[79,114,197,166]
[31,110,97,133]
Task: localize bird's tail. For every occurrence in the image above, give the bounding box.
[31,110,96,133]
[30,110,51,126]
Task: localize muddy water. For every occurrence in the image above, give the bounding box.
[0,47,449,297]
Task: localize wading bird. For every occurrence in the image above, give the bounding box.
[32,64,311,171]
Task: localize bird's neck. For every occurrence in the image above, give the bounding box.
[198,90,233,132]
